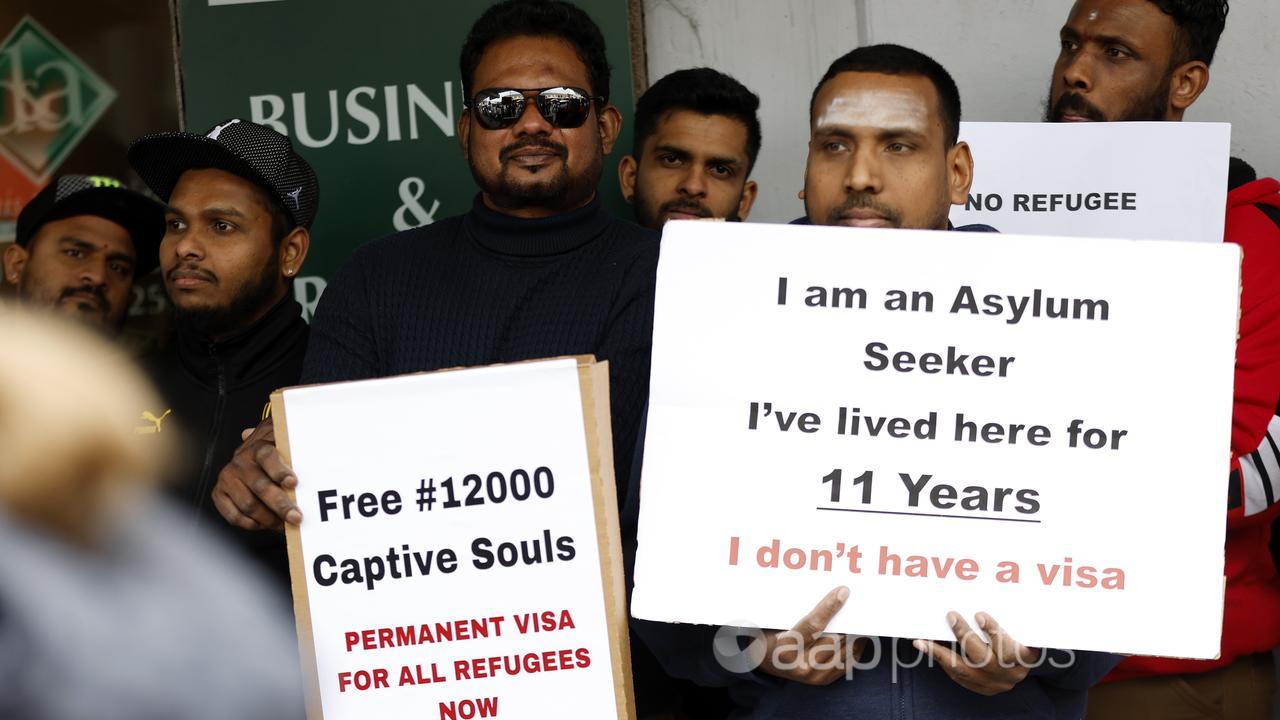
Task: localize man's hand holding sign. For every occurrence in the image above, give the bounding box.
[916,612,1041,696]
[754,589,1043,694]
[756,586,856,686]
[213,420,300,531]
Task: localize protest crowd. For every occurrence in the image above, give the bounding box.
[1,0,1279,718]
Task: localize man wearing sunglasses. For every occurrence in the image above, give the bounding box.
[214,0,653,520]
[210,0,660,692]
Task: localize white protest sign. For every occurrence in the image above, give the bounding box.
[275,358,632,720]
[631,221,1239,659]
[950,122,1230,243]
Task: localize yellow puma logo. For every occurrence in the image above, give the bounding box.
[135,409,172,435]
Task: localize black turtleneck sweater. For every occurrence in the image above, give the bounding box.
[144,296,309,582]
[301,195,658,500]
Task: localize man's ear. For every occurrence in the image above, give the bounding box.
[798,147,813,201]
[278,227,310,280]
[1169,61,1210,118]
[947,141,975,206]
[618,154,640,203]
[737,180,759,221]
[3,243,29,287]
[458,109,472,161]
[598,104,623,156]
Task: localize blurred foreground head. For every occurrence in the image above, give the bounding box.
[0,303,170,543]
[0,304,302,719]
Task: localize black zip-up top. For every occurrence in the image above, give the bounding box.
[142,296,308,582]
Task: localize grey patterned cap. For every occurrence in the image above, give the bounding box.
[127,119,320,230]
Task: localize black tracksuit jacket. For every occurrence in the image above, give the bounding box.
[143,297,308,584]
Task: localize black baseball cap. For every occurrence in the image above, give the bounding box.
[15,175,166,276]
[127,118,320,230]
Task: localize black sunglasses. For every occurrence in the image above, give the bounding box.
[466,86,603,130]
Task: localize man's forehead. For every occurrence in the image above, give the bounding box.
[39,214,134,249]
[473,35,590,89]
[44,215,130,240]
[812,73,937,131]
[651,110,749,152]
[1064,0,1174,41]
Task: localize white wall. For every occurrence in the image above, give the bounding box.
[642,0,1280,223]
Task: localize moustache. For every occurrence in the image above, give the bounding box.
[827,193,903,226]
[499,138,568,162]
[659,199,713,219]
[167,264,217,284]
[1051,92,1106,122]
[58,284,109,310]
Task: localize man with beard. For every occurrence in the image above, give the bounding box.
[211,0,654,535]
[1043,2,1280,717]
[126,119,317,583]
[209,0,661,706]
[3,175,163,333]
[1045,0,1215,123]
[619,68,760,230]
[620,77,762,720]
[627,45,1119,720]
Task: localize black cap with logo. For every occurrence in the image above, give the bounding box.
[16,175,166,276]
[127,119,320,230]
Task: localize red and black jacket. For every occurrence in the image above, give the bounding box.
[1107,166,1280,681]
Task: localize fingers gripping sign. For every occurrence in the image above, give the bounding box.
[913,612,1041,696]
[211,418,303,531]
[759,586,866,685]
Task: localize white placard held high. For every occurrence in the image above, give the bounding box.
[276,357,632,720]
[950,122,1230,243]
[631,221,1239,659]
